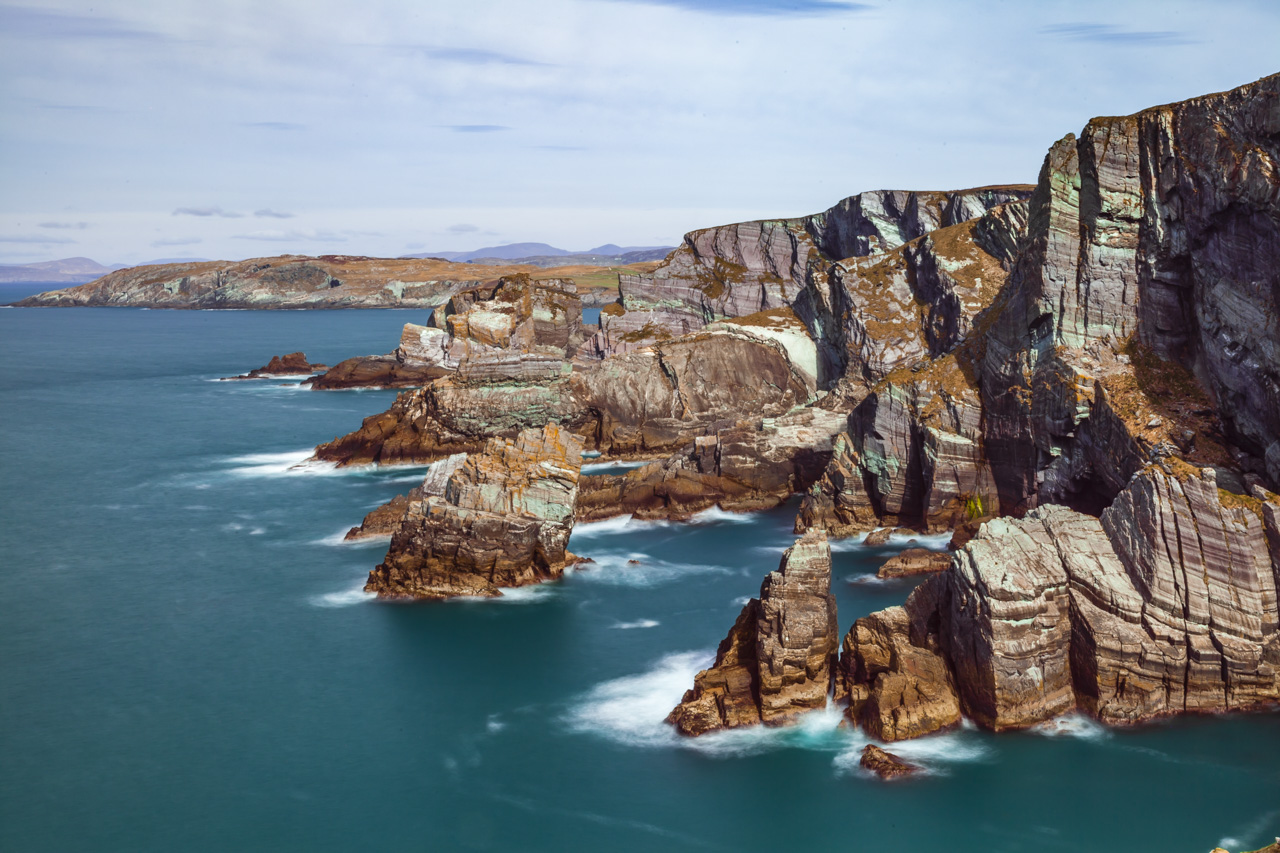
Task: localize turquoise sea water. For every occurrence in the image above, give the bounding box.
[2,295,1278,852]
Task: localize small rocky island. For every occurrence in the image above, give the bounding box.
[45,74,1280,767]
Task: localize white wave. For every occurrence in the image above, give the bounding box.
[1031,713,1110,741]
[449,580,561,605]
[486,716,506,733]
[580,460,651,475]
[570,514,664,540]
[568,552,730,588]
[249,527,267,535]
[610,619,660,630]
[831,724,992,778]
[688,506,755,525]
[224,449,330,477]
[310,581,376,608]
[315,527,390,547]
[731,595,752,607]
[565,651,854,759]
[828,528,953,552]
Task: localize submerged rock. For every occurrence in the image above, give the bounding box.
[364,424,584,599]
[667,530,837,735]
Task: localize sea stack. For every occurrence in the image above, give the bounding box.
[667,529,838,735]
[364,424,584,599]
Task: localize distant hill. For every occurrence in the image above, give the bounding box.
[402,243,674,267]
[0,256,125,283]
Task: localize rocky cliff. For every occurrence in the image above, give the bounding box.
[840,464,1280,737]
[667,530,838,735]
[364,424,584,599]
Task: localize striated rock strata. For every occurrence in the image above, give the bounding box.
[667,530,837,735]
[364,425,584,599]
[842,465,1280,737]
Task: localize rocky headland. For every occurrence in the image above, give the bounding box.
[13,254,655,310]
[187,74,1280,760]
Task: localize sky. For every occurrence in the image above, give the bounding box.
[1,0,1277,266]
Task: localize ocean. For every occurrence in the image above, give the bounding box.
[2,293,1278,852]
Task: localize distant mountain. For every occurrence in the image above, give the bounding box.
[0,256,125,283]
[402,243,572,262]
[401,242,675,267]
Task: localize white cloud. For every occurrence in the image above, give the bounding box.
[1,0,1277,264]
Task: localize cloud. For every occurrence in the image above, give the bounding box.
[420,46,550,66]
[241,121,305,131]
[535,145,588,151]
[0,234,76,244]
[254,209,294,219]
[444,125,510,133]
[0,5,169,41]
[39,221,90,230]
[447,223,480,233]
[151,236,203,247]
[172,206,244,218]
[608,0,870,15]
[1040,23,1197,44]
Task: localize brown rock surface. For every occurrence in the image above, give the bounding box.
[343,454,467,541]
[667,530,838,735]
[364,425,584,599]
[221,351,328,380]
[859,744,922,780]
[877,548,951,578]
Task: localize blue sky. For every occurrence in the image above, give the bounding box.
[1,0,1277,265]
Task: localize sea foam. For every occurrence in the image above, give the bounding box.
[310,581,377,608]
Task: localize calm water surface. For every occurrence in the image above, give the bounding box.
[1,301,1278,852]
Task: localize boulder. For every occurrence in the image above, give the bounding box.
[859,744,922,780]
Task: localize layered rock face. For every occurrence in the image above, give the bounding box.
[978,72,1280,514]
[842,465,1280,737]
[667,530,838,735]
[314,320,816,467]
[580,187,1032,364]
[310,275,590,389]
[575,407,846,522]
[797,350,997,535]
[364,424,584,599]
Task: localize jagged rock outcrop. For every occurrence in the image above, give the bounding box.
[220,352,328,380]
[364,425,584,599]
[842,465,1280,737]
[797,349,997,535]
[978,72,1280,516]
[667,530,838,735]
